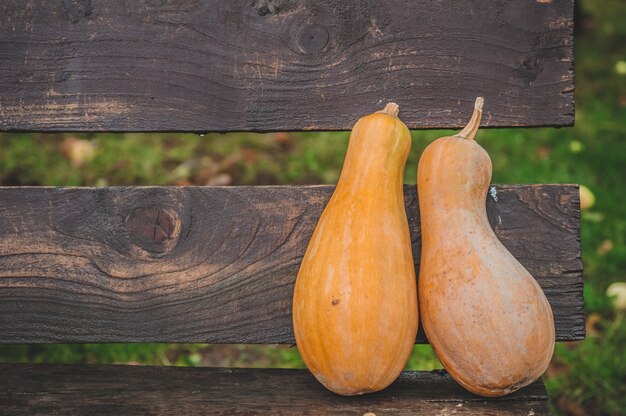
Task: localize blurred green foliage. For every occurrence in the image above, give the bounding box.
[1,0,625,414]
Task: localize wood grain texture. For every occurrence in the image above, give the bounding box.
[0,365,550,415]
[0,0,574,132]
[0,185,583,344]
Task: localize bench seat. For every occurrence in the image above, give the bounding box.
[0,365,550,415]
[0,2,577,415]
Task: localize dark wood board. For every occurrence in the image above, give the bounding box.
[0,0,574,132]
[0,365,551,415]
[0,185,583,344]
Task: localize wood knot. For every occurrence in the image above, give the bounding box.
[254,0,275,16]
[126,207,181,255]
[522,55,538,70]
[297,24,329,54]
[63,0,94,24]
[516,53,541,84]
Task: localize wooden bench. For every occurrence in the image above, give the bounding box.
[0,1,581,415]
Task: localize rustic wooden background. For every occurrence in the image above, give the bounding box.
[0,0,574,131]
[0,185,583,344]
[0,1,578,414]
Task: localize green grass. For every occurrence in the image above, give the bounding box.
[1,0,626,414]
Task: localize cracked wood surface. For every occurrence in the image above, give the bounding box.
[0,0,573,131]
[0,185,583,343]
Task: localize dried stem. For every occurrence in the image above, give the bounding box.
[377,102,400,117]
[455,97,484,140]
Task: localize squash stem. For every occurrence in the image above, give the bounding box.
[377,102,400,117]
[455,97,484,140]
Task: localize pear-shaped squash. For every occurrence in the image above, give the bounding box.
[293,103,418,396]
[417,98,555,397]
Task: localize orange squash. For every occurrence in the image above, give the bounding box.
[417,98,555,397]
[293,103,418,396]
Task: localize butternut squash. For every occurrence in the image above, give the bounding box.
[293,103,418,396]
[417,97,555,397]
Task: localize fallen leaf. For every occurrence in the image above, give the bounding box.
[556,396,588,416]
[206,173,232,186]
[219,152,243,170]
[597,240,614,256]
[537,145,552,159]
[241,148,260,163]
[61,137,96,167]
[173,178,193,186]
[273,132,295,151]
[606,282,626,311]
[585,313,602,337]
[194,157,219,185]
[579,185,595,210]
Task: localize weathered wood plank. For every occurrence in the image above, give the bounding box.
[0,0,574,131]
[0,365,551,415]
[0,185,583,344]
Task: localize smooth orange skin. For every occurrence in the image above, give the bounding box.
[417,136,555,397]
[293,111,418,396]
